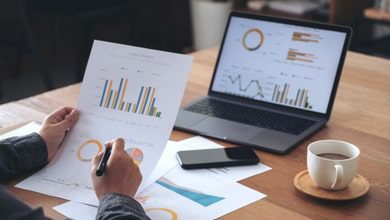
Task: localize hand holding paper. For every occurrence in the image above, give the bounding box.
[16,40,193,206]
[39,107,79,161]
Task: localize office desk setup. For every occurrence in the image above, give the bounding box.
[1,47,389,219]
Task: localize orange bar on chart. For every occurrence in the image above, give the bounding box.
[292,32,322,43]
[287,49,316,63]
[111,91,118,109]
[104,80,113,108]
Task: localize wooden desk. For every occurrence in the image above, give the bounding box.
[1,48,390,219]
[364,7,390,22]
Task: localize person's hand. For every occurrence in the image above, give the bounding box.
[39,107,79,162]
[91,138,142,200]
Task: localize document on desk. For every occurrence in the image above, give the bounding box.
[55,166,265,220]
[0,121,41,140]
[16,40,192,206]
[54,135,271,220]
[177,136,272,181]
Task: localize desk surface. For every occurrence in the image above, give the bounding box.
[364,7,390,22]
[1,48,390,219]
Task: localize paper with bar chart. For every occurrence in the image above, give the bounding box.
[211,16,347,113]
[16,40,192,206]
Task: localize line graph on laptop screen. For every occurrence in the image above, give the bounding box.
[211,17,347,113]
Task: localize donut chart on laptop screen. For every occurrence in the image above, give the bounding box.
[211,16,347,114]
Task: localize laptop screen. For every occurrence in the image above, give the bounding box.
[210,16,347,114]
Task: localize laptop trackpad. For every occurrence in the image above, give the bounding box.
[191,117,263,140]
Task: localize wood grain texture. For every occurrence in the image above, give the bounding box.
[364,8,390,21]
[1,48,390,219]
[294,171,370,201]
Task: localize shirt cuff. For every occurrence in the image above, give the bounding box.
[97,193,149,220]
[9,133,48,172]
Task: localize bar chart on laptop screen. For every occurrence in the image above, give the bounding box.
[211,17,346,113]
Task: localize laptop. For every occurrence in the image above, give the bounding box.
[175,11,351,154]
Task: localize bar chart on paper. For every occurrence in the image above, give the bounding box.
[15,40,193,207]
[99,78,162,118]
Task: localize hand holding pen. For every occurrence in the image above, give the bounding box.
[96,145,111,176]
[91,138,143,200]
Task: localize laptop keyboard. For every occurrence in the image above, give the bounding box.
[185,98,316,135]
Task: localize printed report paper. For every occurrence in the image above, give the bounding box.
[54,136,271,220]
[55,166,266,220]
[16,40,192,206]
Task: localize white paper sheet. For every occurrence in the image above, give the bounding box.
[54,201,97,220]
[141,166,266,220]
[0,121,41,139]
[16,40,192,206]
[54,136,271,220]
[139,141,180,194]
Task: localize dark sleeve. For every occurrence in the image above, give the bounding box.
[96,193,150,220]
[0,185,50,220]
[0,133,48,182]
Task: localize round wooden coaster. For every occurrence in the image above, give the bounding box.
[294,170,369,201]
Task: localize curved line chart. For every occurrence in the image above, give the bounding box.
[226,74,264,99]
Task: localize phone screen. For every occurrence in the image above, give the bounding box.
[176,147,259,169]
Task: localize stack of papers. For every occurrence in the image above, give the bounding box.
[1,123,272,219]
[1,40,272,219]
[15,40,193,206]
[54,136,272,220]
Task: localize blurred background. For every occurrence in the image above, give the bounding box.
[0,0,389,104]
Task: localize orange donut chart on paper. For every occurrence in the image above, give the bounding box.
[77,139,103,162]
[145,208,178,220]
[242,28,264,51]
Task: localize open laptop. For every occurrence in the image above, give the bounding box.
[175,11,351,154]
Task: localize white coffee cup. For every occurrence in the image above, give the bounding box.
[307,140,360,190]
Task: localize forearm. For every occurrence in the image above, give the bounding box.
[0,133,48,182]
[0,186,50,220]
[97,193,150,220]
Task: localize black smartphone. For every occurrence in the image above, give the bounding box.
[176,146,259,169]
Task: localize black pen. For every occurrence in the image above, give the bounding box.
[96,146,112,177]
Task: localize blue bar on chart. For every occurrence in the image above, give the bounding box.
[99,78,162,117]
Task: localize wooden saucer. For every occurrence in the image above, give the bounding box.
[294,170,369,201]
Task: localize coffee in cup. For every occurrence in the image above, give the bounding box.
[307,140,360,190]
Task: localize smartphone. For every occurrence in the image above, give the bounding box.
[176,146,259,169]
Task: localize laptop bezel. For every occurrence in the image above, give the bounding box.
[207,11,352,120]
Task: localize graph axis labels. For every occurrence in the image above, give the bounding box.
[242,28,264,51]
